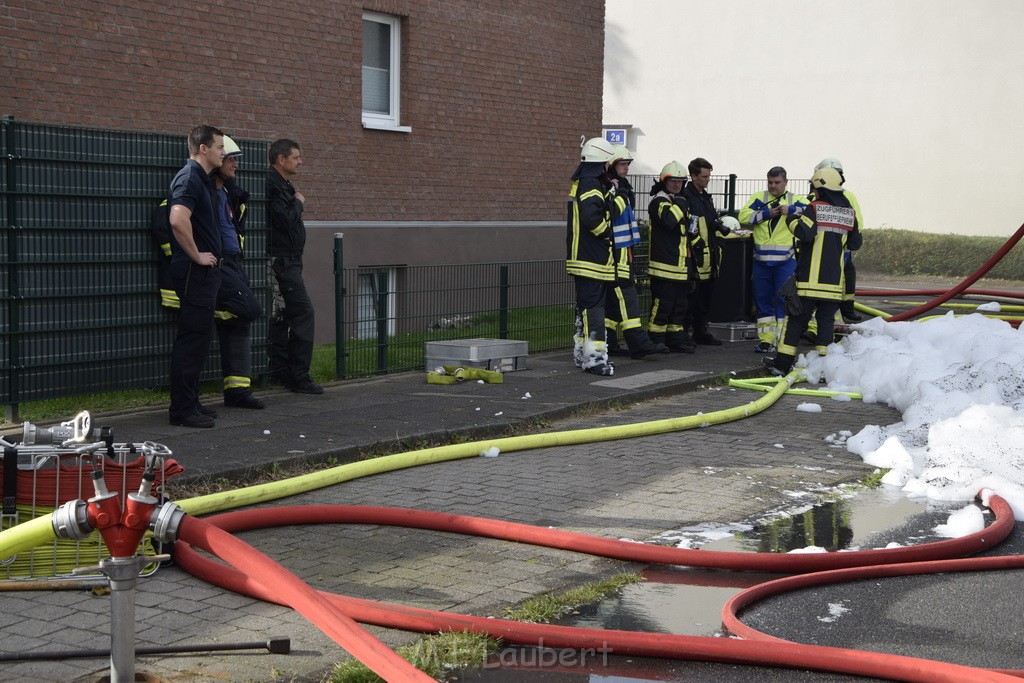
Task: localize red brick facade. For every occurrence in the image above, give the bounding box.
[1,0,605,221]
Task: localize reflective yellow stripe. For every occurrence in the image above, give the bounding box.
[214,309,237,320]
[224,375,251,389]
[160,289,180,309]
[160,242,172,256]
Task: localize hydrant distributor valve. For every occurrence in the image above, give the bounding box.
[51,455,186,553]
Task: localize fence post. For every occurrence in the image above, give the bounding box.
[499,265,509,339]
[727,174,737,215]
[376,271,388,373]
[333,233,346,380]
[2,116,20,421]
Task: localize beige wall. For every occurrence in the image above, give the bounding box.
[604,0,1024,237]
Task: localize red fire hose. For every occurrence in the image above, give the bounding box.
[869,221,1024,322]
[175,496,1022,682]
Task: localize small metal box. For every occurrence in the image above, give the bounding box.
[425,338,529,372]
[707,322,758,342]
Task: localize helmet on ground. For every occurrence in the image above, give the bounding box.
[659,161,687,182]
[611,144,634,163]
[222,135,243,158]
[814,157,843,173]
[580,137,617,163]
[810,166,844,191]
[720,216,740,232]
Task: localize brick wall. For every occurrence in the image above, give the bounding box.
[1,0,605,222]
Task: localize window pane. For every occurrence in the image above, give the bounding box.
[363,20,390,70]
[362,66,390,113]
[362,20,392,114]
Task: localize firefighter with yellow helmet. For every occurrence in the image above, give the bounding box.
[566,137,629,375]
[646,161,699,353]
[814,157,864,322]
[764,165,863,376]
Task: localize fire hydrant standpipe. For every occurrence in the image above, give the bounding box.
[52,459,185,683]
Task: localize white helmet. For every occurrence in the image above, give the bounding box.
[659,160,687,182]
[611,144,634,163]
[581,137,616,163]
[720,216,741,232]
[222,134,243,158]
[814,157,843,173]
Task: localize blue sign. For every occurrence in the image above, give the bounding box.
[604,128,627,145]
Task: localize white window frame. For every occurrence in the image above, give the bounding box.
[356,268,397,340]
[361,11,411,133]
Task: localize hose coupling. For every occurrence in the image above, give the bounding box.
[51,500,92,540]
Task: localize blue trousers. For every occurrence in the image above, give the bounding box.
[752,258,796,321]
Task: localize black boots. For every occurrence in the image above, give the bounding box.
[691,324,722,346]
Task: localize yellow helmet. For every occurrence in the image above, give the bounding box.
[611,144,633,163]
[222,134,243,158]
[810,166,844,191]
[580,137,616,163]
[659,161,686,182]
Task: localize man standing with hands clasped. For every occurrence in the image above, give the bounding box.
[267,139,322,395]
[167,125,224,428]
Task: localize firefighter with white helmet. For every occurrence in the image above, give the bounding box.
[764,164,863,376]
[646,161,700,353]
[210,134,264,409]
[813,157,864,322]
[738,165,810,353]
[603,146,668,359]
[565,137,629,375]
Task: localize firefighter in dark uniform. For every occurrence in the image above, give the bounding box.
[647,160,700,353]
[682,157,732,345]
[166,125,224,428]
[210,135,264,408]
[154,135,264,411]
[267,138,322,395]
[765,166,863,376]
[815,157,864,322]
[566,137,627,376]
[605,145,668,359]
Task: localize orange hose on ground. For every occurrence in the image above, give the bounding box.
[174,497,1021,682]
[177,517,433,682]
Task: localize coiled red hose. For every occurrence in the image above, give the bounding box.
[175,496,1021,682]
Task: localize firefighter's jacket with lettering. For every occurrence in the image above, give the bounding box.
[786,187,862,300]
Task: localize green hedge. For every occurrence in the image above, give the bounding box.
[856,229,1024,279]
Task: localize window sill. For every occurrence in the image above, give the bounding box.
[361,121,412,133]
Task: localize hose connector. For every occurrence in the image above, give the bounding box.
[52,500,92,541]
[149,502,187,543]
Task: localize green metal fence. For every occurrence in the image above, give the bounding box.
[1,118,269,418]
[332,250,578,378]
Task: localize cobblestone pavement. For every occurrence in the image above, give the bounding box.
[1,379,899,682]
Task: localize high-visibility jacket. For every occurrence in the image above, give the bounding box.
[647,191,700,281]
[738,190,809,264]
[786,187,863,300]
[566,165,626,282]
